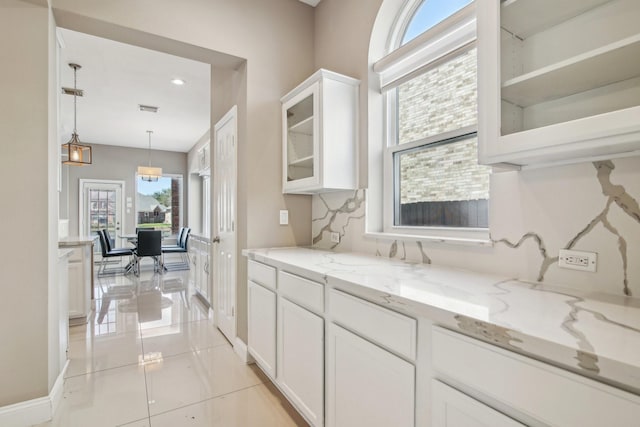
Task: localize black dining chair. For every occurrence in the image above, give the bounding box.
[97,230,134,276]
[134,229,163,276]
[161,227,191,270]
[162,227,186,250]
[103,229,134,252]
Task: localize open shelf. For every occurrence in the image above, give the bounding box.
[501,34,640,107]
[288,155,313,168]
[288,116,313,135]
[501,0,610,38]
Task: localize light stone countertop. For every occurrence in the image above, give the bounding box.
[58,235,99,247]
[243,246,640,395]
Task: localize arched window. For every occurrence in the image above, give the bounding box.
[369,0,491,243]
[401,0,473,45]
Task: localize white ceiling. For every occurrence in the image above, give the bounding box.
[58,28,211,153]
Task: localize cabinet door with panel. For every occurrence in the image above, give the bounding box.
[432,380,525,427]
[478,0,640,166]
[326,323,415,427]
[247,280,277,379]
[278,297,324,427]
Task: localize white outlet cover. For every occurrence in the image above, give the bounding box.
[558,249,597,272]
[279,210,289,225]
[330,232,340,243]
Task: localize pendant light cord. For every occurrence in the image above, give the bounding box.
[147,130,153,167]
[73,65,77,134]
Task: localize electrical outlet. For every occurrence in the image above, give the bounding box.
[330,232,340,243]
[558,249,597,272]
[279,210,289,225]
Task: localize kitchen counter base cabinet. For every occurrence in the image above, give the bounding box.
[432,327,640,427]
[247,280,276,379]
[278,297,324,427]
[432,380,525,427]
[326,323,415,427]
[67,245,93,325]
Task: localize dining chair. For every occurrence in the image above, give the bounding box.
[161,227,191,270]
[96,230,134,276]
[103,229,135,252]
[134,229,163,276]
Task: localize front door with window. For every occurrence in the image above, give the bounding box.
[80,180,125,249]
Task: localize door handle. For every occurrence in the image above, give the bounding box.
[212,236,220,243]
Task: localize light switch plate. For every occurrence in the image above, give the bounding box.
[279,210,289,225]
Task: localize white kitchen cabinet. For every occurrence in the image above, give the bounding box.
[432,326,640,427]
[478,0,640,166]
[278,297,324,427]
[326,323,415,427]
[247,280,277,379]
[432,380,525,427]
[281,69,359,194]
[67,245,93,325]
[189,236,211,305]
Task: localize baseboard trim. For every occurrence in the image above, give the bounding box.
[50,360,68,414]
[0,361,68,427]
[233,337,255,364]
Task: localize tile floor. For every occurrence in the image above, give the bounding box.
[38,263,307,427]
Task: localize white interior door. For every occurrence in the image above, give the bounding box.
[213,106,237,343]
[79,179,125,246]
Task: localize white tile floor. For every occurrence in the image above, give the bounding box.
[38,264,306,427]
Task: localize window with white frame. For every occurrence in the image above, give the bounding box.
[373,0,491,241]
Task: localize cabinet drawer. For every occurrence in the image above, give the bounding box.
[432,326,640,427]
[247,260,276,290]
[69,247,83,263]
[329,289,416,361]
[432,380,525,427]
[279,271,324,314]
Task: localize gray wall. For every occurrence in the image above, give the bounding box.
[0,0,53,407]
[63,143,188,235]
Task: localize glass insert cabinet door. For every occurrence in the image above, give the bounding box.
[286,92,315,183]
[282,81,321,192]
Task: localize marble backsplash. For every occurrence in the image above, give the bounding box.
[312,157,640,297]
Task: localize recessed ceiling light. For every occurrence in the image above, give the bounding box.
[171,78,185,86]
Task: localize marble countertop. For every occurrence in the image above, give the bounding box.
[244,247,640,395]
[58,235,99,247]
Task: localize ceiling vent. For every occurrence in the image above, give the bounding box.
[139,104,159,113]
[62,87,83,97]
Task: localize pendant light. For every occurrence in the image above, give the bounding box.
[62,63,92,166]
[138,130,162,181]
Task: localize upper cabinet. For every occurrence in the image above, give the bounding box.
[282,69,359,194]
[478,0,640,167]
[197,142,210,175]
